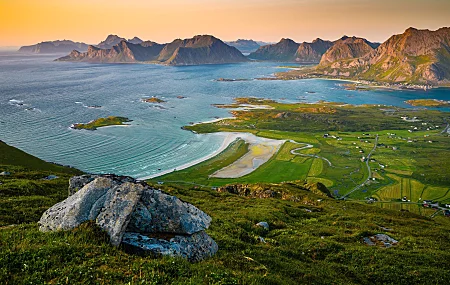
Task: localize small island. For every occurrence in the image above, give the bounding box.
[71,116,132,130]
[142,97,166,103]
[405,99,450,107]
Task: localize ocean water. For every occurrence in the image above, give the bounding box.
[1,52,450,178]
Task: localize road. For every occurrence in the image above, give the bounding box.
[289,141,333,167]
[341,135,379,199]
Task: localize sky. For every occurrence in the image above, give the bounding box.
[1,0,449,46]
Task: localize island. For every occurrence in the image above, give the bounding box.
[405,99,450,107]
[70,116,132,130]
[142,97,166,103]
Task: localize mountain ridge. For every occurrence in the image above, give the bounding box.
[57,35,248,66]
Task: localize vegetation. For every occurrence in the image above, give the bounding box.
[405,99,450,107]
[180,98,450,208]
[71,116,131,130]
[2,139,450,284]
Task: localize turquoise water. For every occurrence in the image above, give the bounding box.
[1,52,450,178]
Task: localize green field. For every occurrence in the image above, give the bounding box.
[179,99,450,205]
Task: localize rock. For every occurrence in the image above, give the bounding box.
[68,174,99,196]
[256,221,269,230]
[122,231,218,262]
[96,182,144,246]
[363,233,398,247]
[43,175,58,180]
[127,189,211,235]
[39,175,217,261]
[40,177,118,232]
[257,236,266,243]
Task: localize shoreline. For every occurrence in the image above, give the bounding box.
[139,132,247,180]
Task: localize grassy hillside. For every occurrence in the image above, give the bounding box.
[1,140,450,284]
[0,140,82,225]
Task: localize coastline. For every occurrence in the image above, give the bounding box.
[139,132,246,180]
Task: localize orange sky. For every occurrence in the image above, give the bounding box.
[1,0,449,46]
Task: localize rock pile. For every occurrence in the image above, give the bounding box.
[39,175,218,262]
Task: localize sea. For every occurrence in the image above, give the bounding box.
[1,52,450,179]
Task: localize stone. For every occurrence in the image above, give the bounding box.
[39,175,218,261]
[127,189,211,235]
[122,231,218,262]
[68,174,99,196]
[256,221,269,230]
[96,182,144,246]
[39,177,118,232]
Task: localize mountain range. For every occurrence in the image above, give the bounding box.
[312,27,450,84]
[17,27,450,84]
[56,35,248,65]
[18,40,90,53]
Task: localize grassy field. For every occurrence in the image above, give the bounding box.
[2,140,450,284]
[180,99,450,205]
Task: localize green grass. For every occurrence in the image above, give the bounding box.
[2,140,450,284]
[71,116,132,130]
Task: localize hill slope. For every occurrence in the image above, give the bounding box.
[1,140,450,284]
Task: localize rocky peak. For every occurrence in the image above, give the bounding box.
[97,34,126,49]
[319,36,377,65]
[128,36,143,44]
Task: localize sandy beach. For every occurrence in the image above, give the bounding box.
[211,133,284,178]
[140,132,285,180]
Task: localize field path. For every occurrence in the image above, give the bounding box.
[289,141,333,167]
[341,135,379,199]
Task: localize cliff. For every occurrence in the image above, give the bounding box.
[57,35,248,66]
[294,38,334,63]
[18,40,89,53]
[319,36,379,65]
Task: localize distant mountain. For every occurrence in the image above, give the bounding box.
[315,28,450,84]
[97,35,126,49]
[248,38,300,61]
[294,38,334,63]
[319,36,379,66]
[57,35,248,66]
[249,38,335,63]
[127,37,143,44]
[18,40,89,53]
[225,39,262,54]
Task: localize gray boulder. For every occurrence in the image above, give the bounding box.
[40,177,118,232]
[39,175,217,261]
[127,189,211,235]
[96,182,144,246]
[122,231,218,262]
[256,221,269,230]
